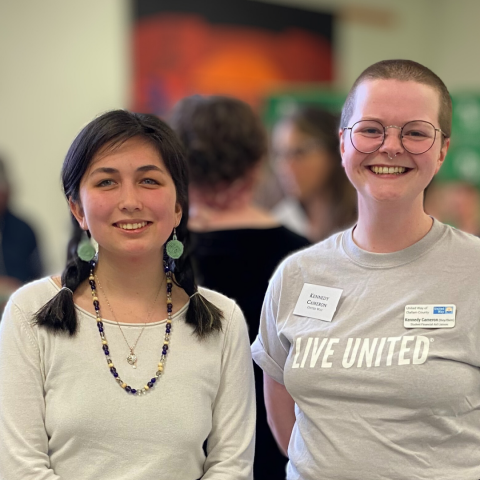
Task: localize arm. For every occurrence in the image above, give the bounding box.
[203,304,256,480]
[0,300,61,479]
[264,373,295,456]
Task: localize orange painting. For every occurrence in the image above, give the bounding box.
[132,11,332,115]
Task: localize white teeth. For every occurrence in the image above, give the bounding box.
[118,221,148,230]
[371,166,406,175]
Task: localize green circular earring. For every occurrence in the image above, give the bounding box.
[77,235,96,262]
[166,228,184,260]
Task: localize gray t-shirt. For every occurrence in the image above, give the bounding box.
[252,219,480,480]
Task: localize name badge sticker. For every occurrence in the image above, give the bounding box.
[404,304,456,329]
[293,283,343,322]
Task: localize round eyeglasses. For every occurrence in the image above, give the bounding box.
[343,120,447,155]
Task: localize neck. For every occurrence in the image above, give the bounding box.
[94,249,165,300]
[189,201,279,231]
[354,195,432,253]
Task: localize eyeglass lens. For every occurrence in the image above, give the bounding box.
[350,120,437,155]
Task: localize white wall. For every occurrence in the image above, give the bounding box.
[0,0,478,273]
[0,0,130,272]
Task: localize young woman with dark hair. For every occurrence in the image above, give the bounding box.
[0,110,255,479]
[253,60,480,479]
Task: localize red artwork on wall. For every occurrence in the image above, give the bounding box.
[132,3,333,115]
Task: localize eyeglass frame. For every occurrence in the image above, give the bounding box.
[343,119,448,155]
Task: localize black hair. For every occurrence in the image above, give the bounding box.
[35,110,223,337]
[169,95,267,188]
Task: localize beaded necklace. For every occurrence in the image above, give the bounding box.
[88,259,173,396]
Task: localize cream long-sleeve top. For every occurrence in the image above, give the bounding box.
[0,278,255,480]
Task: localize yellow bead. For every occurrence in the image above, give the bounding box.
[158,363,164,369]
[108,363,114,368]
[89,275,94,281]
[121,383,127,388]
[167,299,172,305]
[164,340,169,345]
[102,340,108,345]
[92,296,98,302]
[144,385,149,390]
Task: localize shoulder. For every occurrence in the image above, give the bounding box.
[441,222,480,246]
[197,286,238,320]
[272,226,310,249]
[437,221,480,262]
[4,210,36,235]
[197,287,249,343]
[273,229,344,279]
[8,277,59,317]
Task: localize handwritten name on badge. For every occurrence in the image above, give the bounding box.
[294,283,343,322]
[404,304,456,329]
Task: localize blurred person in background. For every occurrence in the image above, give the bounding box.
[171,94,309,480]
[271,106,357,242]
[0,155,43,311]
[425,179,480,235]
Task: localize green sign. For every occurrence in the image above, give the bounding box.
[262,88,346,128]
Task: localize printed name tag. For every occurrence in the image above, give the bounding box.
[404,304,456,329]
[293,283,343,322]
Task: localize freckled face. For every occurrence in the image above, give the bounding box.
[339,79,450,206]
[70,136,182,260]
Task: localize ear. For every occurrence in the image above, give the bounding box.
[339,128,347,168]
[434,137,450,175]
[174,201,183,227]
[69,197,88,230]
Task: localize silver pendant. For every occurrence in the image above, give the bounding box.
[127,353,137,368]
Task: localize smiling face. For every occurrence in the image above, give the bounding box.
[69,136,182,260]
[340,79,450,208]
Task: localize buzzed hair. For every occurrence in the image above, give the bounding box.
[340,59,452,138]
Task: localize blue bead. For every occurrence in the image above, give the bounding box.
[93,300,99,307]
[147,381,153,388]
[104,349,109,355]
[162,349,167,355]
[150,378,156,383]
[131,389,137,394]
[110,367,116,372]
[103,345,108,351]
[125,386,131,392]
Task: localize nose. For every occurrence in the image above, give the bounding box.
[118,183,142,212]
[378,125,404,159]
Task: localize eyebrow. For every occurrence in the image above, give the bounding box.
[90,164,165,176]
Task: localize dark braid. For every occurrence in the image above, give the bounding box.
[170,211,222,338]
[34,219,90,335]
[34,109,224,337]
